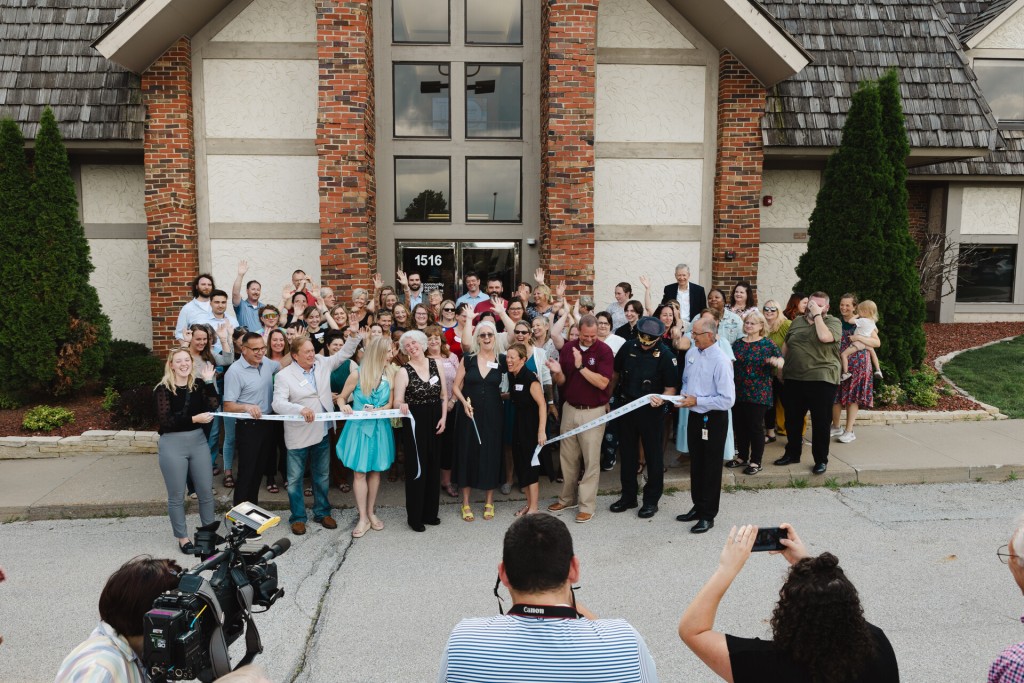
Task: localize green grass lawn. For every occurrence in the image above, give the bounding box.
[942,335,1024,418]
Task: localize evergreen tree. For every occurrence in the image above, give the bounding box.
[795,82,891,304]
[27,109,111,394]
[877,69,927,379]
[0,119,34,390]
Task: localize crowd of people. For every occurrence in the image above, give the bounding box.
[153,259,892,548]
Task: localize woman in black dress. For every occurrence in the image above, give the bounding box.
[506,343,547,516]
[452,321,505,522]
[394,330,447,532]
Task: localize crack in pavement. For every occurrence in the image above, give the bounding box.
[286,534,356,682]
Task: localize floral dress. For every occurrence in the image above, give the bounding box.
[834,321,874,408]
[733,338,781,406]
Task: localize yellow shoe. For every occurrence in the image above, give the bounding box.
[483,503,495,520]
[461,505,475,522]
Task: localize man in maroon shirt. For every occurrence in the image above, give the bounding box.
[545,315,613,523]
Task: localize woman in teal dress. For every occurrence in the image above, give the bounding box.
[336,336,396,538]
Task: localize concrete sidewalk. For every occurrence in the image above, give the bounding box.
[2,419,1023,521]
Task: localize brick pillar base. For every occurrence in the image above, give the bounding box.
[540,1,597,299]
[713,52,765,294]
[317,0,376,292]
[143,37,198,356]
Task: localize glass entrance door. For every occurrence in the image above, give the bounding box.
[397,240,520,303]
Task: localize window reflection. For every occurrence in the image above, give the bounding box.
[396,158,450,222]
[466,64,521,138]
[466,158,521,222]
[956,245,1016,303]
[394,63,450,137]
[393,0,449,43]
[466,0,521,44]
[974,60,1024,123]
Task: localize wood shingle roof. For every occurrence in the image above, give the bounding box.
[0,0,143,142]
[760,0,1000,152]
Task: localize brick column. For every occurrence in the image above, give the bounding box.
[142,37,198,355]
[317,0,376,291]
[713,52,765,293]
[540,1,597,299]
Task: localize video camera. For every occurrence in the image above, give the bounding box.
[143,503,290,682]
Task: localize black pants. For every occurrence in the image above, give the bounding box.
[265,422,287,483]
[688,410,728,520]
[783,379,836,465]
[734,402,769,465]
[618,404,664,506]
[403,402,442,529]
[234,420,277,506]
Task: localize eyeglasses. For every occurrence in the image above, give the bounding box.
[693,330,712,337]
[442,307,455,312]
[478,333,495,339]
[763,307,778,313]
[245,345,267,352]
[998,544,1016,564]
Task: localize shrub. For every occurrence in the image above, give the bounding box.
[106,355,165,391]
[109,385,157,431]
[875,383,906,407]
[22,406,75,431]
[103,339,153,378]
[904,368,939,408]
[101,386,120,412]
[0,392,21,410]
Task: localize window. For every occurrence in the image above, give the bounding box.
[974,60,1024,125]
[394,63,450,138]
[466,0,522,44]
[395,158,450,222]
[466,64,522,138]
[466,158,521,222]
[956,244,1016,302]
[393,0,449,43]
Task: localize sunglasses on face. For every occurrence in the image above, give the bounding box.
[442,307,455,312]
[514,329,529,335]
[763,307,778,312]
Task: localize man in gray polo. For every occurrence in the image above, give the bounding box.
[224,332,281,506]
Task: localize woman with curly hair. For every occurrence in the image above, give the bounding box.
[679,523,899,682]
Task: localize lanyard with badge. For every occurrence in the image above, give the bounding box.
[702,414,709,441]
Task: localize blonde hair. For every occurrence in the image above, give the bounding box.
[857,300,878,322]
[359,336,394,395]
[744,310,767,336]
[762,300,785,334]
[534,284,552,302]
[157,349,196,393]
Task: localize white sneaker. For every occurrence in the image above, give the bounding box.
[829,426,844,437]
[838,431,856,444]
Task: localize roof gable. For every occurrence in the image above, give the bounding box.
[961,0,1022,46]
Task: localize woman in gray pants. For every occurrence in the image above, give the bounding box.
[154,349,220,553]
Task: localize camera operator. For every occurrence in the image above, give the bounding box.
[678,523,899,682]
[55,556,182,682]
[438,514,658,682]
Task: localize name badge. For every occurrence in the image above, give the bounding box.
[428,375,439,385]
[486,361,500,369]
[702,428,709,441]
[454,336,461,343]
[299,379,309,387]
[514,384,524,391]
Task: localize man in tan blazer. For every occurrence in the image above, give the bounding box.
[272,333,360,534]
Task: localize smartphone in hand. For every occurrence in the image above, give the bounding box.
[752,527,788,552]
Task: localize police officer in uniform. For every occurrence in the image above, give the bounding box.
[609,317,679,518]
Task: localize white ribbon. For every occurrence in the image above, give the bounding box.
[215,410,421,480]
[530,394,681,467]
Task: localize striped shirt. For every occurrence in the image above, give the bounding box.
[54,621,147,683]
[438,614,658,683]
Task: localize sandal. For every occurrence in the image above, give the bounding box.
[304,487,313,497]
[339,482,352,493]
[765,434,777,444]
[514,505,530,517]
[483,503,495,520]
[222,474,235,488]
[266,483,279,494]
[212,466,221,476]
[351,520,371,538]
[743,464,762,475]
[369,515,384,531]
[461,505,475,522]
[725,459,747,469]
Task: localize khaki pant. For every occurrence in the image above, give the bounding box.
[557,404,606,515]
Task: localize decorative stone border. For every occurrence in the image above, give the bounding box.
[0,430,159,460]
[931,335,1019,420]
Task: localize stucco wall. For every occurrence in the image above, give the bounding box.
[960,186,1022,235]
[594,240,702,310]
[595,159,703,225]
[757,242,807,308]
[210,238,322,307]
[211,0,316,42]
[88,239,154,347]
[81,165,146,224]
[206,155,319,224]
[596,0,694,49]
[596,65,705,143]
[975,7,1024,49]
[203,60,317,139]
[760,169,820,229]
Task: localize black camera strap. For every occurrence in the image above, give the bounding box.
[507,604,580,619]
[233,584,263,670]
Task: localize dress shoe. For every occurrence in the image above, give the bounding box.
[610,499,638,513]
[773,455,800,466]
[575,512,594,523]
[317,516,338,530]
[690,519,714,534]
[179,541,196,555]
[409,523,426,532]
[637,504,658,519]
[548,501,578,512]
[676,508,700,522]
[291,522,307,535]
[425,518,442,526]
[812,462,828,475]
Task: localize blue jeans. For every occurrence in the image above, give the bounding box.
[222,414,236,471]
[286,436,331,524]
[207,415,221,466]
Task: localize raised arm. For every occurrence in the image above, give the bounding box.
[232,260,248,307]
[640,275,654,315]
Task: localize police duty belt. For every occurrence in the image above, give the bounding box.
[531,394,682,467]
[214,410,421,480]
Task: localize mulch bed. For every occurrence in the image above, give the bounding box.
[1,323,1021,437]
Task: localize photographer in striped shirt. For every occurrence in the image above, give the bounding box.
[438,514,658,683]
